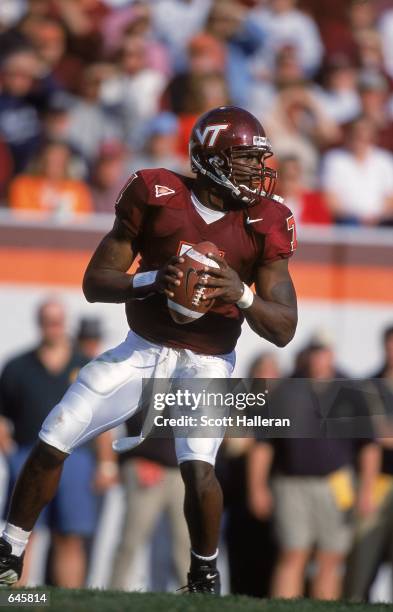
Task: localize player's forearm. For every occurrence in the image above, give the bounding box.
[83,268,133,303]
[244,296,297,347]
[83,269,156,303]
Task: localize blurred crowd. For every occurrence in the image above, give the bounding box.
[0,0,393,225]
[0,297,393,601]
[222,332,393,602]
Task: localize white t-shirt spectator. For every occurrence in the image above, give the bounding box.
[67,101,121,161]
[321,147,393,219]
[100,69,166,146]
[0,0,25,27]
[251,7,323,75]
[151,0,212,60]
[315,88,361,125]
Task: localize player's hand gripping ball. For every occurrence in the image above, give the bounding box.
[165,242,221,324]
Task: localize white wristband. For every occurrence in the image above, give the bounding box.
[236,283,254,309]
[132,271,158,288]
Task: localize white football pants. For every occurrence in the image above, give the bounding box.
[39,330,235,465]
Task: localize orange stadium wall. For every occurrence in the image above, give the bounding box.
[0,213,392,376]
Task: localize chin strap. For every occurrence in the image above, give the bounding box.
[191,154,284,205]
[191,153,241,198]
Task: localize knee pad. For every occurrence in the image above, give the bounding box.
[175,437,223,466]
[39,390,93,454]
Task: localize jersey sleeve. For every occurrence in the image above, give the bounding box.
[115,172,149,238]
[263,208,297,264]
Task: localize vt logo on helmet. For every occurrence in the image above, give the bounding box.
[195,124,229,147]
[189,106,279,207]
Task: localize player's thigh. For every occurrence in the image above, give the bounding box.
[39,332,161,454]
[272,477,315,551]
[174,350,235,466]
[50,446,98,537]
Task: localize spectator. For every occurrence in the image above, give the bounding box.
[248,340,380,600]
[0,299,98,587]
[355,28,386,75]
[310,0,355,60]
[101,3,172,77]
[276,156,332,224]
[248,352,281,379]
[219,353,280,598]
[345,435,393,602]
[321,116,393,225]
[206,0,265,105]
[319,0,376,62]
[162,33,227,115]
[358,70,393,153]
[39,92,91,179]
[345,325,393,601]
[349,0,377,34]
[64,63,121,163]
[8,140,93,217]
[249,45,306,120]
[0,49,43,173]
[150,0,213,70]
[316,55,361,125]
[251,0,324,77]
[131,112,185,174]
[264,83,340,187]
[90,141,128,214]
[54,0,107,64]
[22,17,81,94]
[100,34,167,147]
[110,433,189,590]
[75,317,104,361]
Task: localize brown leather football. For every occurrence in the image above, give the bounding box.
[167,241,221,324]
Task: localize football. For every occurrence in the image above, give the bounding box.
[167,241,221,324]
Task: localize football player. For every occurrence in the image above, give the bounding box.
[0,106,297,593]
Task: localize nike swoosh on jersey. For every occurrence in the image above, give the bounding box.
[246,217,264,224]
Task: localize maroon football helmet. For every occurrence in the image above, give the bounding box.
[189,106,278,206]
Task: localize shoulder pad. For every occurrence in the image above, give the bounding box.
[246,196,297,261]
[246,195,293,235]
[137,168,191,208]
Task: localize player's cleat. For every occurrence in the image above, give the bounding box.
[0,538,23,587]
[178,566,221,594]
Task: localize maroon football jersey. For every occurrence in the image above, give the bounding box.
[115,168,296,355]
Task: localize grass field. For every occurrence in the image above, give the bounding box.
[4,589,393,612]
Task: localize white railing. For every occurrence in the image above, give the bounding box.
[0,208,392,247]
